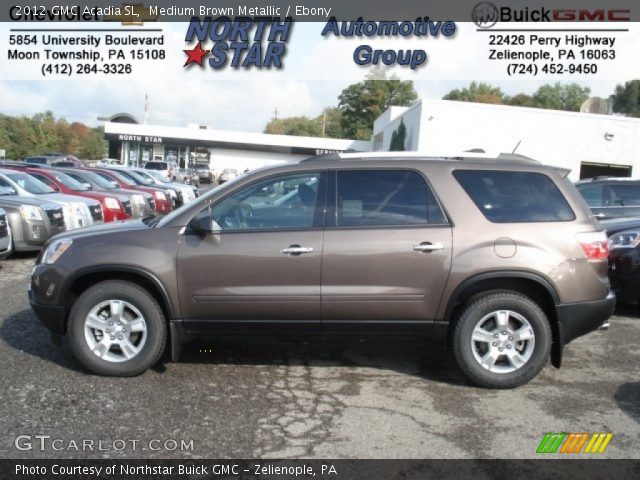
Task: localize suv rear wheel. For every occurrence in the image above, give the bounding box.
[68,280,167,376]
[452,290,551,389]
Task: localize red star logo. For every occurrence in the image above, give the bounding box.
[183,42,210,67]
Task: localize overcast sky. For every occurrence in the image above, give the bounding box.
[1,22,638,133]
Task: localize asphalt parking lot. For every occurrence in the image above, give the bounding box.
[0,250,638,460]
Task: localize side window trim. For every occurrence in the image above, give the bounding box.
[204,170,329,234]
[326,168,450,230]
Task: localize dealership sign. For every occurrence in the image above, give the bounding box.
[118,134,163,144]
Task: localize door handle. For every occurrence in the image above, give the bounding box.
[281,245,314,255]
[413,242,444,252]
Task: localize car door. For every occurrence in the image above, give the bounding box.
[176,170,327,332]
[321,169,452,331]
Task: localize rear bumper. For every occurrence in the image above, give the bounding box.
[556,291,616,344]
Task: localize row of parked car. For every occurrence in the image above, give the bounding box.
[0,161,199,258]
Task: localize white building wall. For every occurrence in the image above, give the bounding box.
[208,148,307,175]
[378,99,640,181]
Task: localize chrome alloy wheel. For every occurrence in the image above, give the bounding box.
[84,300,147,363]
[470,310,535,374]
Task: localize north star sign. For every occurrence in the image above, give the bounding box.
[118,134,163,143]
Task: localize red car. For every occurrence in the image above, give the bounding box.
[14,167,130,222]
[86,168,172,214]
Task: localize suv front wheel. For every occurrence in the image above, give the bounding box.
[452,290,551,389]
[68,280,167,376]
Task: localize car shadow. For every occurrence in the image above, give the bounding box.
[0,308,471,386]
[0,308,84,373]
[614,303,640,319]
[614,382,640,424]
[173,334,471,387]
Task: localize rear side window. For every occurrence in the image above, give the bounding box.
[606,184,640,206]
[336,170,446,227]
[454,170,575,223]
[145,162,168,170]
[577,184,603,207]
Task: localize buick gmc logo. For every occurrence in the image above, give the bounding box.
[471,3,630,27]
[472,2,499,28]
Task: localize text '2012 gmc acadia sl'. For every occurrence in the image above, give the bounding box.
[29,153,615,388]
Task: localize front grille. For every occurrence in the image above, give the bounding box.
[0,214,8,238]
[122,199,132,216]
[89,204,103,222]
[45,208,65,228]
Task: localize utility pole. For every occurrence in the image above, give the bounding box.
[322,110,327,136]
[274,107,278,121]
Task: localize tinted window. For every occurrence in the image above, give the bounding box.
[211,172,324,231]
[454,170,575,223]
[336,170,445,227]
[606,184,640,206]
[577,184,603,207]
[145,162,168,170]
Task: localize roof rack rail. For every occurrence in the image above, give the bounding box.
[299,152,345,163]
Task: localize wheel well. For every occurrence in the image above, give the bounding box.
[64,271,172,330]
[446,277,558,343]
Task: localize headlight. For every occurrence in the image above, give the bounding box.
[154,191,167,201]
[42,239,73,264]
[19,205,43,221]
[104,197,120,210]
[131,194,145,205]
[167,189,177,198]
[609,230,640,249]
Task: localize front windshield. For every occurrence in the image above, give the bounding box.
[98,170,134,186]
[6,172,55,194]
[53,172,89,191]
[125,169,154,185]
[144,170,169,183]
[66,171,115,190]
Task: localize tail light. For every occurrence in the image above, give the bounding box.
[576,231,609,260]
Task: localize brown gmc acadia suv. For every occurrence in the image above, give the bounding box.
[29,153,615,388]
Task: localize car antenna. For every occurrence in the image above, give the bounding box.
[512,140,522,154]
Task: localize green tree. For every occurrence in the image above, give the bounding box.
[505,93,534,107]
[611,80,640,117]
[264,116,323,137]
[338,71,417,140]
[443,82,505,104]
[531,82,590,111]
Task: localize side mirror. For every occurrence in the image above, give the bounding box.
[0,186,16,196]
[82,183,92,190]
[110,181,119,188]
[189,211,222,235]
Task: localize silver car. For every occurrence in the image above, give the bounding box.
[0,207,11,259]
[131,169,198,206]
[0,169,102,229]
[0,187,66,253]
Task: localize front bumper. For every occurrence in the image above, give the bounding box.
[29,263,71,335]
[29,289,66,335]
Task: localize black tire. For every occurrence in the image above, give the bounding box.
[68,280,167,376]
[452,290,551,389]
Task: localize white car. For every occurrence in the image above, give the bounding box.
[143,161,180,182]
[131,169,198,205]
[0,169,102,230]
[218,168,239,184]
[0,207,11,260]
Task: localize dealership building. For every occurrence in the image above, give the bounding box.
[103,99,640,180]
